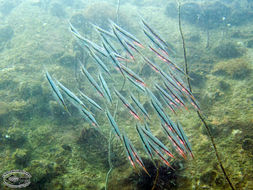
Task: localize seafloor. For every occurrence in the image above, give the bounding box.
[0,0,252,189]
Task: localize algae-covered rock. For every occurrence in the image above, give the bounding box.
[200,170,217,185]
[18,82,43,101]
[180,3,202,25]
[246,39,253,48]
[58,54,76,68]
[4,127,26,148]
[50,3,66,18]
[218,80,231,91]
[0,25,14,47]
[174,1,230,29]
[165,2,178,18]
[140,63,153,78]
[77,127,108,168]
[212,58,252,79]
[0,1,15,15]
[187,34,201,43]
[12,148,30,166]
[83,2,116,29]
[27,160,59,189]
[189,71,206,87]
[0,101,9,115]
[70,13,91,35]
[108,160,181,190]
[242,137,253,155]
[199,1,230,28]
[213,42,243,59]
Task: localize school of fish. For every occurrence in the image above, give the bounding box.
[45,17,200,175]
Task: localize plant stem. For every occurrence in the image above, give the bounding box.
[105,131,113,190]
[177,1,235,190]
[116,0,121,23]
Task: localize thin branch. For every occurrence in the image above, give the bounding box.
[116,0,121,23]
[177,1,235,190]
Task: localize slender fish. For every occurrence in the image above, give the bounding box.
[98,73,112,104]
[91,23,115,38]
[122,133,137,169]
[128,139,150,176]
[80,107,99,128]
[136,124,153,160]
[120,64,146,87]
[106,109,121,140]
[130,93,150,119]
[155,83,178,107]
[79,90,103,111]
[110,20,144,48]
[114,89,140,120]
[57,81,87,109]
[102,40,125,77]
[141,127,174,159]
[126,76,146,93]
[80,63,104,97]
[141,18,174,55]
[176,122,194,158]
[112,26,135,60]
[100,33,119,55]
[160,123,187,159]
[88,47,111,77]
[45,71,69,114]
[149,45,185,75]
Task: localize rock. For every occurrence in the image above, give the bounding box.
[165,2,178,18]
[27,160,59,189]
[12,148,30,166]
[181,3,202,25]
[200,170,217,185]
[187,34,201,43]
[0,1,15,15]
[61,144,72,152]
[58,54,76,68]
[50,3,66,18]
[189,71,206,87]
[77,128,109,168]
[218,80,230,91]
[213,42,243,59]
[246,39,253,48]
[108,159,181,190]
[0,26,14,46]
[242,138,253,154]
[212,58,252,80]
[83,2,117,29]
[179,1,230,29]
[4,127,27,148]
[199,1,231,29]
[70,13,91,35]
[140,63,153,78]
